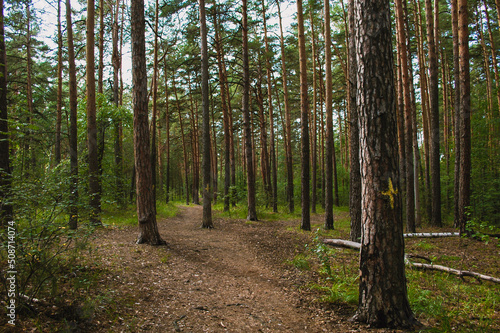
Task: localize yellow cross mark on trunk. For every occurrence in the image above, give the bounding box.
[381,178,398,209]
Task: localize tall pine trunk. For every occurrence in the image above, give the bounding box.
[66,0,78,230]
[297,0,310,231]
[87,0,101,225]
[458,0,471,235]
[242,0,257,221]
[352,0,417,326]
[425,0,441,227]
[277,0,294,213]
[131,0,165,245]
[0,0,13,225]
[324,0,334,230]
[262,0,278,213]
[55,0,63,165]
[200,0,213,228]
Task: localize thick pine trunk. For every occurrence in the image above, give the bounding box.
[352,0,417,326]
[131,0,165,245]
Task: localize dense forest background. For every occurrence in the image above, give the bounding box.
[1,0,498,227]
[0,0,499,330]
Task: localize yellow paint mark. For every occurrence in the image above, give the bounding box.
[381,178,398,209]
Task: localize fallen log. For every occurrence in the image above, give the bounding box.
[403,232,460,238]
[322,238,500,284]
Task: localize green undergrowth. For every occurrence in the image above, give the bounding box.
[101,201,180,227]
[288,226,500,332]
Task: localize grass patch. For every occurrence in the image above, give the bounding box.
[284,220,500,332]
[101,201,180,227]
[287,254,311,270]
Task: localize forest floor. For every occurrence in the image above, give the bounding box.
[5,205,500,332]
[84,205,370,333]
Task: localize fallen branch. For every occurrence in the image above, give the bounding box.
[410,262,500,284]
[403,232,460,238]
[322,239,360,250]
[322,238,500,284]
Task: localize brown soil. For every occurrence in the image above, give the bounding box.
[81,205,390,333]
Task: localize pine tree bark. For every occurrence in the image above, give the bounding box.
[163,60,171,203]
[112,0,123,206]
[131,0,165,245]
[262,0,278,213]
[200,0,213,228]
[151,0,159,211]
[173,75,190,205]
[348,0,361,242]
[395,0,415,232]
[297,0,310,231]
[457,0,471,236]
[309,9,318,214]
[87,0,101,225]
[277,0,294,213]
[352,0,417,326]
[324,0,334,230]
[26,1,35,172]
[0,0,13,225]
[55,0,63,165]
[66,0,78,230]
[242,0,257,221]
[483,0,500,147]
[451,0,461,228]
[425,0,441,227]
[213,5,231,212]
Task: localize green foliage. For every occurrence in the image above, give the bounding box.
[288,254,310,271]
[0,166,97,310]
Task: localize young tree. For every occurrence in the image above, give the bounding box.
[351,0,417,326]
[87,0,101,225]
[0,0,13,225]
[66,0,78,230]
[200,0,213,228]
[242,0,257,221]
[131,0,165,245]
[297,0,310,231]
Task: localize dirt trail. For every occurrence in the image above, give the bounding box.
[92,206,356,332]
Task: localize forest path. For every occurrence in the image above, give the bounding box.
[92,205,356,332]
